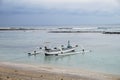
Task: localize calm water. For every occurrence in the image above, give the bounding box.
[0,28,120,75]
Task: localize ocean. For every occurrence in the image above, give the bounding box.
[0,25,120,75]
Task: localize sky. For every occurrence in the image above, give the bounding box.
[0,0,120,26]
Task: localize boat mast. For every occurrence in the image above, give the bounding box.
[67,40,71,48]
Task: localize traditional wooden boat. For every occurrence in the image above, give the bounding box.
[28,41,90,56]
[44,41,78,56]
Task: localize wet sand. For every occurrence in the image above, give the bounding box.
[0,62,120,80]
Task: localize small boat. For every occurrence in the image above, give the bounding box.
[44,41,79,56]
[28,41,90,56]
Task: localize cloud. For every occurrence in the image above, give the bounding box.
[0,0,120,15]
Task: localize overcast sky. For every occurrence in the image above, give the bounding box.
[0,0,120,26]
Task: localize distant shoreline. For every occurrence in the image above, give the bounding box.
[49,30,103,33]
[49,30,120,34]
[1,28,120,34]
[0,28,37,31]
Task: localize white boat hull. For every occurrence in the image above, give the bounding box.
[45,47,77,56]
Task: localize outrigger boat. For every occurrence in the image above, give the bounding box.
[44,41,78,56]
[28,41,88,56]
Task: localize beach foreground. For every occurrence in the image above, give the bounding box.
[0,62,120,80]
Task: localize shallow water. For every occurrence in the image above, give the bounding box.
[0,30,120,75]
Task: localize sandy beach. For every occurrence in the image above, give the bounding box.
[0,62,120,80]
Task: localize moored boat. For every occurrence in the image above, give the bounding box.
[28,41,89,56]
[44,41,78,56]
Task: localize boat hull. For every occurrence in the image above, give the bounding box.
[44,47,77,56]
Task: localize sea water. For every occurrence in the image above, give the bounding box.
[0,26,120,75]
